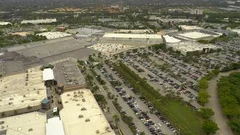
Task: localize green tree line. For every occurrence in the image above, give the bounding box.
[217,72,240,134]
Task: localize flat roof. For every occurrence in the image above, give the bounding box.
[103,33,162,39]
[167,42,218,53]
[43,68,55,81]
[0,66,47,113]
[0,22,12,26]
[179,32,212,39]
[37,32,72,40]
[60,89,115,135]
[232,29,240,34]
[21,19,57,24]
[114,29,153,34]
[163,35,181,43]
[46,117,65,135]
[0,112,46,135]
[179,25,202,30]
[89,43,134,56]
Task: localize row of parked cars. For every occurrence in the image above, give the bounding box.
[138,96,178,134]
[104,63,178,135]
[123,55,198,102]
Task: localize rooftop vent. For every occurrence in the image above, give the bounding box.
[85,118,90,122]
[0,121,4,125]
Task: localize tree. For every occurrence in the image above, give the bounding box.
[198,78,208,89]
[199,108,214,119]
[198,90,210,105]
[113,114,120,125]
[202,120,219,135]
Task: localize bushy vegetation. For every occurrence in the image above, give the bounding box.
[221,62,240,72]
[197,69,219,105]
[94,94,107,105]
[218,72,240,134]
[114,62,203,135]
[112,101,136,134]
[0,34,46,47]
[90,69,106,85]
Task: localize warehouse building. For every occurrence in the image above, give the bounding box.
[60,89,115,135]
[0,112,46,135]
[101,33,163,46]
[0,89,115,135]
[21,19,57,24]
[163,35,181,43]
[0,66,47,118]
[0,22,12,26]
[37,32,72,40]
[167,42,219,55]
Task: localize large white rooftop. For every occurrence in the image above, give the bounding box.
[60,89,115,135]
[103,33,162,39]
[0,112,46,135]
[0,66,46,113]
[163,35,181,43]
[89,43,134,57]
[0,22,12,26]
[179,25,202,30]
[114,29,153,34]
[231,29,240,34]
[43,68,54,81]
[21,19,57,24]
[46,117,65,135]
[37,32,72,40]
[179,32,212,39]
[167,42,218,55]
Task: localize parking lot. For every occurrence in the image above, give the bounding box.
[94,62,176,135]
[120,50,204,109]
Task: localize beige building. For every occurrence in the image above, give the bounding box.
[0,66,47,117]
[60,89,115,135]
[0,112,46,135]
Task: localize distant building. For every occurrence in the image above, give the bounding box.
[190,9,203,15]
[0,22,12,26]
[166,41,219,55]
[21,19,57,24]
[10,31,33,37]
[168,9,183,13]
[179,25,202,30]
[37,32,71,39]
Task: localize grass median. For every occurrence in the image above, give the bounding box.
[114,61,203,135]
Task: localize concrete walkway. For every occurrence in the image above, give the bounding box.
[206,70,240,135]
